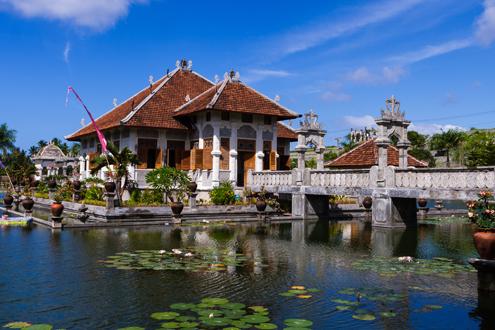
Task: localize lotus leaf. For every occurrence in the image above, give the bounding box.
[178,322,198,328]
[331,299,358,306]
[306,288,320,293]
[380,311,397,318]
[283,319,313,327]
[352,314,376,321]
[201,298,230,305]
[336,305,353,311]
[296,295,312,299]
[255,323,278,329]
[248,306,268,313]
[3,322,32,329]
[201,318,232,327]
[21,325,53,330]
[160,321,180,328]
[230,321,250,329]
[151,312,180,320]
[242,315,271,324]
[170,303,196,310]
[117,327,145,330]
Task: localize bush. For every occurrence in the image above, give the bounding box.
[210,181,235,205]
[141,189,163,205]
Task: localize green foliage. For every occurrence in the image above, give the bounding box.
[408,131,428,149]
[305,158,317,169]
[210,181,235,205]
[56,181,74,201]
[467,191,495,229]
[0,123,16,156]
[324,151,338,162]
[430,129,466,167]
[145,166,190,203]
[463,130,495,167]
[141,190,164,205]
[409,148,436,167]
[85,185,103,201]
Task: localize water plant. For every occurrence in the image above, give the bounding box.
[101,246,265,272]
[279,285,321,299]
[350,256,474,278]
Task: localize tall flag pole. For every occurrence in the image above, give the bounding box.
[66,86,114,179]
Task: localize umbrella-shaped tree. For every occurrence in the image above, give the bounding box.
[430,129,466,167]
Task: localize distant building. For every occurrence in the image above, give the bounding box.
[325,139,427,169]
[66,60,299,189]
[31,142,78,180]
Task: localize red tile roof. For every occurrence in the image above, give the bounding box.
[326,139,428,168]
[66,69,213,140]
[276,122,298,141]
[174,79,299,120]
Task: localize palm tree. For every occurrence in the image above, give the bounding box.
[430,129,466,167]
[90,142,139,205]
[0,123,16,156]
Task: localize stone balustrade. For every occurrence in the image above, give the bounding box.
[395,167,495,190]
[251,170,294,187]
[309,169,370,187]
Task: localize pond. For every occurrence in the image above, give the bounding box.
[0,218,491,329]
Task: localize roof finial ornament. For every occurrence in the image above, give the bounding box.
[112,98,118,108]
[188,60,193,70]
[214,74,219,83]
[148,75,154,87]
[223,72,229,80]
[176,60,180,69]
[381,95,405,121]
[80,118,85,127]
[180,59,188,71]
[229,70,240,82]
[185,94,191,102]
[274,95,281,103]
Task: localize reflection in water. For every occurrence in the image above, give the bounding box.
[0,219,484,329]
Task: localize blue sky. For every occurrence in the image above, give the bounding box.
[1,0,495,149]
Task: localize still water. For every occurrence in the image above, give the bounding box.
[0,219,491,329]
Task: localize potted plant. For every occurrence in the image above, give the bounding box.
[21,193,35,212]
[418,198,428,208]
[47,178,57,190]
[104,181,116,193]
[3,193,14,207]
[362,196,373,210]
[255,186,268,212]
[145,167,191,217]
[188,181,198,193]
[467,191,495,259]
[50,193,64,218]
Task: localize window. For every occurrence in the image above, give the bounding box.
[82,140,88,148]
[191,115,197,124]
[97,144,102,153]
[241,114,253,123]
[264,116,272,125]
[206,111,211,122]
[221,111,230,121]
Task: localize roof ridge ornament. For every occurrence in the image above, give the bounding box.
[176,59,191,71]
[380,95,406,121]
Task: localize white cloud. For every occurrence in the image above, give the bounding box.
[343,115,376,128]
[243,69,292,83]
[475,0,495,46]
[63,41,70,63]
[0,0,147,31]
[409,123,466,135]
[274,0,425,57]
[321,90,352,102]
[389,38,473,64]
[346,66,406,84]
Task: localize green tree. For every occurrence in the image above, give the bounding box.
[430,129,466,167]
[1,148,35,187]
[407,131,435,167]
[145,166,190,203]
[0,123,16,156]
[463,130,495,167]
[91,142,140,205]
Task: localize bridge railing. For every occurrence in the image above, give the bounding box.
[251,170,294,187]
[309,169,370,187]
[395,167,495,190]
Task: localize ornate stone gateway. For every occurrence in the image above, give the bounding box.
[295,111,327,171]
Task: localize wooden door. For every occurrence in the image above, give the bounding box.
[243,152,256,186]
[220,138,230,170]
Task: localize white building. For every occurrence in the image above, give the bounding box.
[31,143,78,180]
[66,60,299,191]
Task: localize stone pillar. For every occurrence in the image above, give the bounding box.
[255,126,264,172]
[211,125,221,187]
[397,142,410,169]
[85,155,90,178]
[229,126,238,185]
[79,156,85,180]
[376,139,390,169]
[292,193,308,219]
[105,191,115,210]
[372,193,417,228]
[315,148,325,170]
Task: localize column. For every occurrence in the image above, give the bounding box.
[229,125,238,185]
[85,155,90,178]
[255,125,264,172]
[211,124,221,187]
[272,124,279,170]
[79,156,85,180]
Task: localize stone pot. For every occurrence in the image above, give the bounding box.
[473,230,495,260]
[418,198,428,208]
[72,180,82,191]
[3,195,14,206]
[47,179,57,189]
[104,181,116,193]
[256,199,267,212]
[362,196,372,210]
[21,197,34,211]
[187,182,198,193]
[171,202,184,216]
[50,202,64,217]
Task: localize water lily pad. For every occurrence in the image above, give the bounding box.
[175,316,196,322]
[279,292,296,297]
[170,303,196,310]
[380,311,397,318]
[283,319,313,327]
[287,290,306,294]
[242,315,271,324]
[178,321,198,328]
[22,325,53,330]
[248,306,268,313]
[223,303,246,310]
[230,321,250,329]
[201,298,230,305]
[151,312,180,320]
[352,314,376,321]
[331,299,358,306]
[161,321,181,328]
[306,288,320,293]
[296,295,312,299]
[336,305,353,311]
[3,322,32,328]
[290,286,305,290]
[201,318,232,327]
[117,327,145,330]
[255,323,278,329]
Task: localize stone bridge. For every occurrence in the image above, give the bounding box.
[247,166,495,227]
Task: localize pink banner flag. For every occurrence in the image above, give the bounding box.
[66,86,108,153]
